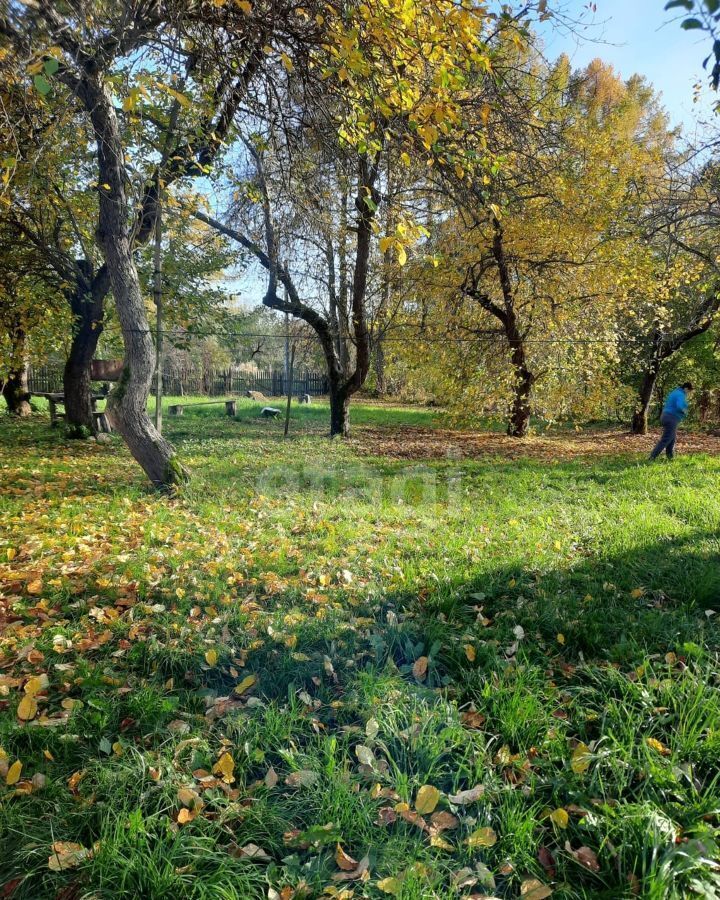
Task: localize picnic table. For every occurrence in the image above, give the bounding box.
[35,392,111,433]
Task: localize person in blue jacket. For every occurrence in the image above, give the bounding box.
[649,382,693,460]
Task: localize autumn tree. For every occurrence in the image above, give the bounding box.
[619,156,720,432]
[0,221,68,415]
[397,55,678,434]
[0,0,327,484]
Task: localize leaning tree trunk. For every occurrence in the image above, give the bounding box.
[2,361,31,416]
[631,365,659,435]
[63,266,108,436]
[81,74,186,488]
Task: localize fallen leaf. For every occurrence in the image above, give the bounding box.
[355,744,375,766]
[212,752,235,783]
[464,644,476,662]
[466,826,497,848]
[285,769,318,787]
[461,710,486,729]
[566,842,600,872]
[415,784,441,815]
[549,808,569,829]
[234,843,271,861]
[17,694,38,721]
[6,760,22,785]
[204,648,218,667]
[571,742,592,775]
[234,674,257,695]
[538,846,556,877]
[335,844,359,871]
[520,877,553,899]
[377,876,404,895]
[412,656,428,681]
[331,853,370,882]
[265,766,278,788]
[448,784,485,805]
[47,841,94,871]
[646,737,670,756]
[430,811,458,831]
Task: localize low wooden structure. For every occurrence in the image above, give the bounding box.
[35,392,111,432]
[169,399,237,417]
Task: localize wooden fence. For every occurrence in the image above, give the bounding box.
[28,364,329,398]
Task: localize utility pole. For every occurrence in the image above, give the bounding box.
[153,187,164,433]
[284,300,290,398]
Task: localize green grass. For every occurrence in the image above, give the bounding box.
[1,398,719,899]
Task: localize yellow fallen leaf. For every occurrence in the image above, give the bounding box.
[234,674,257,695]
[377,876,404,895]
[17,694,38,721]
[24,674,49,696]
[556,633,565,645]
[415,784,441,815]
[7,547,16,561]
[177,807,197,824]
[430,833,453,850]
[466,826,497,848]
[646,737,670,756]
[630,588,644,598]
[205,648,218,667]
[571,742,592,775]
[281,52,294,72]
[549,807,568,828]
[464,644,476,662]
[26,579,42,595]
[6,760,22,785]
[212,751,235,783]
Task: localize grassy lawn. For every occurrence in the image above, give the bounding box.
[1,398,719,899]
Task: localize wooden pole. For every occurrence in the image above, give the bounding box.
[284,343,296,438]
[153,188,164,433]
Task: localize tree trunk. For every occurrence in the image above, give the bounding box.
[2,361,31,416]
[631,366,659,435]
[63,264,108,436]
[81,74,185,488]
[374,339,387,396]
[329,375,350,438]
[508,364,534,437]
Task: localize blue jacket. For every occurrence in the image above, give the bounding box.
[662,387,689,420]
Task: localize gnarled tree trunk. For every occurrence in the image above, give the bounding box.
[508,355,535,438]
[80,74,185,488]
[2,356,31,417]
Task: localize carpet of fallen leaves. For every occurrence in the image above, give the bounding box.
[349,425,720,461]
[1,414,720,899]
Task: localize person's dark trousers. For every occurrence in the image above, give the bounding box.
[650,412,680,460]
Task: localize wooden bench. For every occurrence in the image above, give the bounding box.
[169,399,237,417]
[35,392,111,432]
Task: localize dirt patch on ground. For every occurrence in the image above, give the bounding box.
[350,425,720,462]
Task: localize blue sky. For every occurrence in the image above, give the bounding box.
[540,0,717,136]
